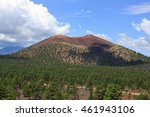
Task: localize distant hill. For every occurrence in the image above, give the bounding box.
[0,46,24,55]
[15,35,149,65]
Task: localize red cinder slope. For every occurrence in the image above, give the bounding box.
[35,35,114,48]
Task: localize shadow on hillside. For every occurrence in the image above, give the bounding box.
[82,44,145,66]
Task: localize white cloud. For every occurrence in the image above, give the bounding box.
[117,18,150,56]
[65,0,83,3]
[117,33,150,55]
[132,18,150,35]
[75,9,91,17]
[78,25,83,31]
[0,34,16,43]
[0,0,70,47]
[86,30,112,41]
[127,3,150,15]
[65,0,77,2]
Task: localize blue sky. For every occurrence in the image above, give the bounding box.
[32,0,150,37]
[0,0,150,56]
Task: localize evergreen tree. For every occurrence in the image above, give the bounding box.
[104,84,122,100]
[94,84,106,100]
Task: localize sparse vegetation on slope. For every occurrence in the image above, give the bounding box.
[15,41,148,65]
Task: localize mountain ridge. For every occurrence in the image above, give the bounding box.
[35,35,113,48]
[15,35,149,65]
[0,46,24,55]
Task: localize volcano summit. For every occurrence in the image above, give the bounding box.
[15,35,148,65]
